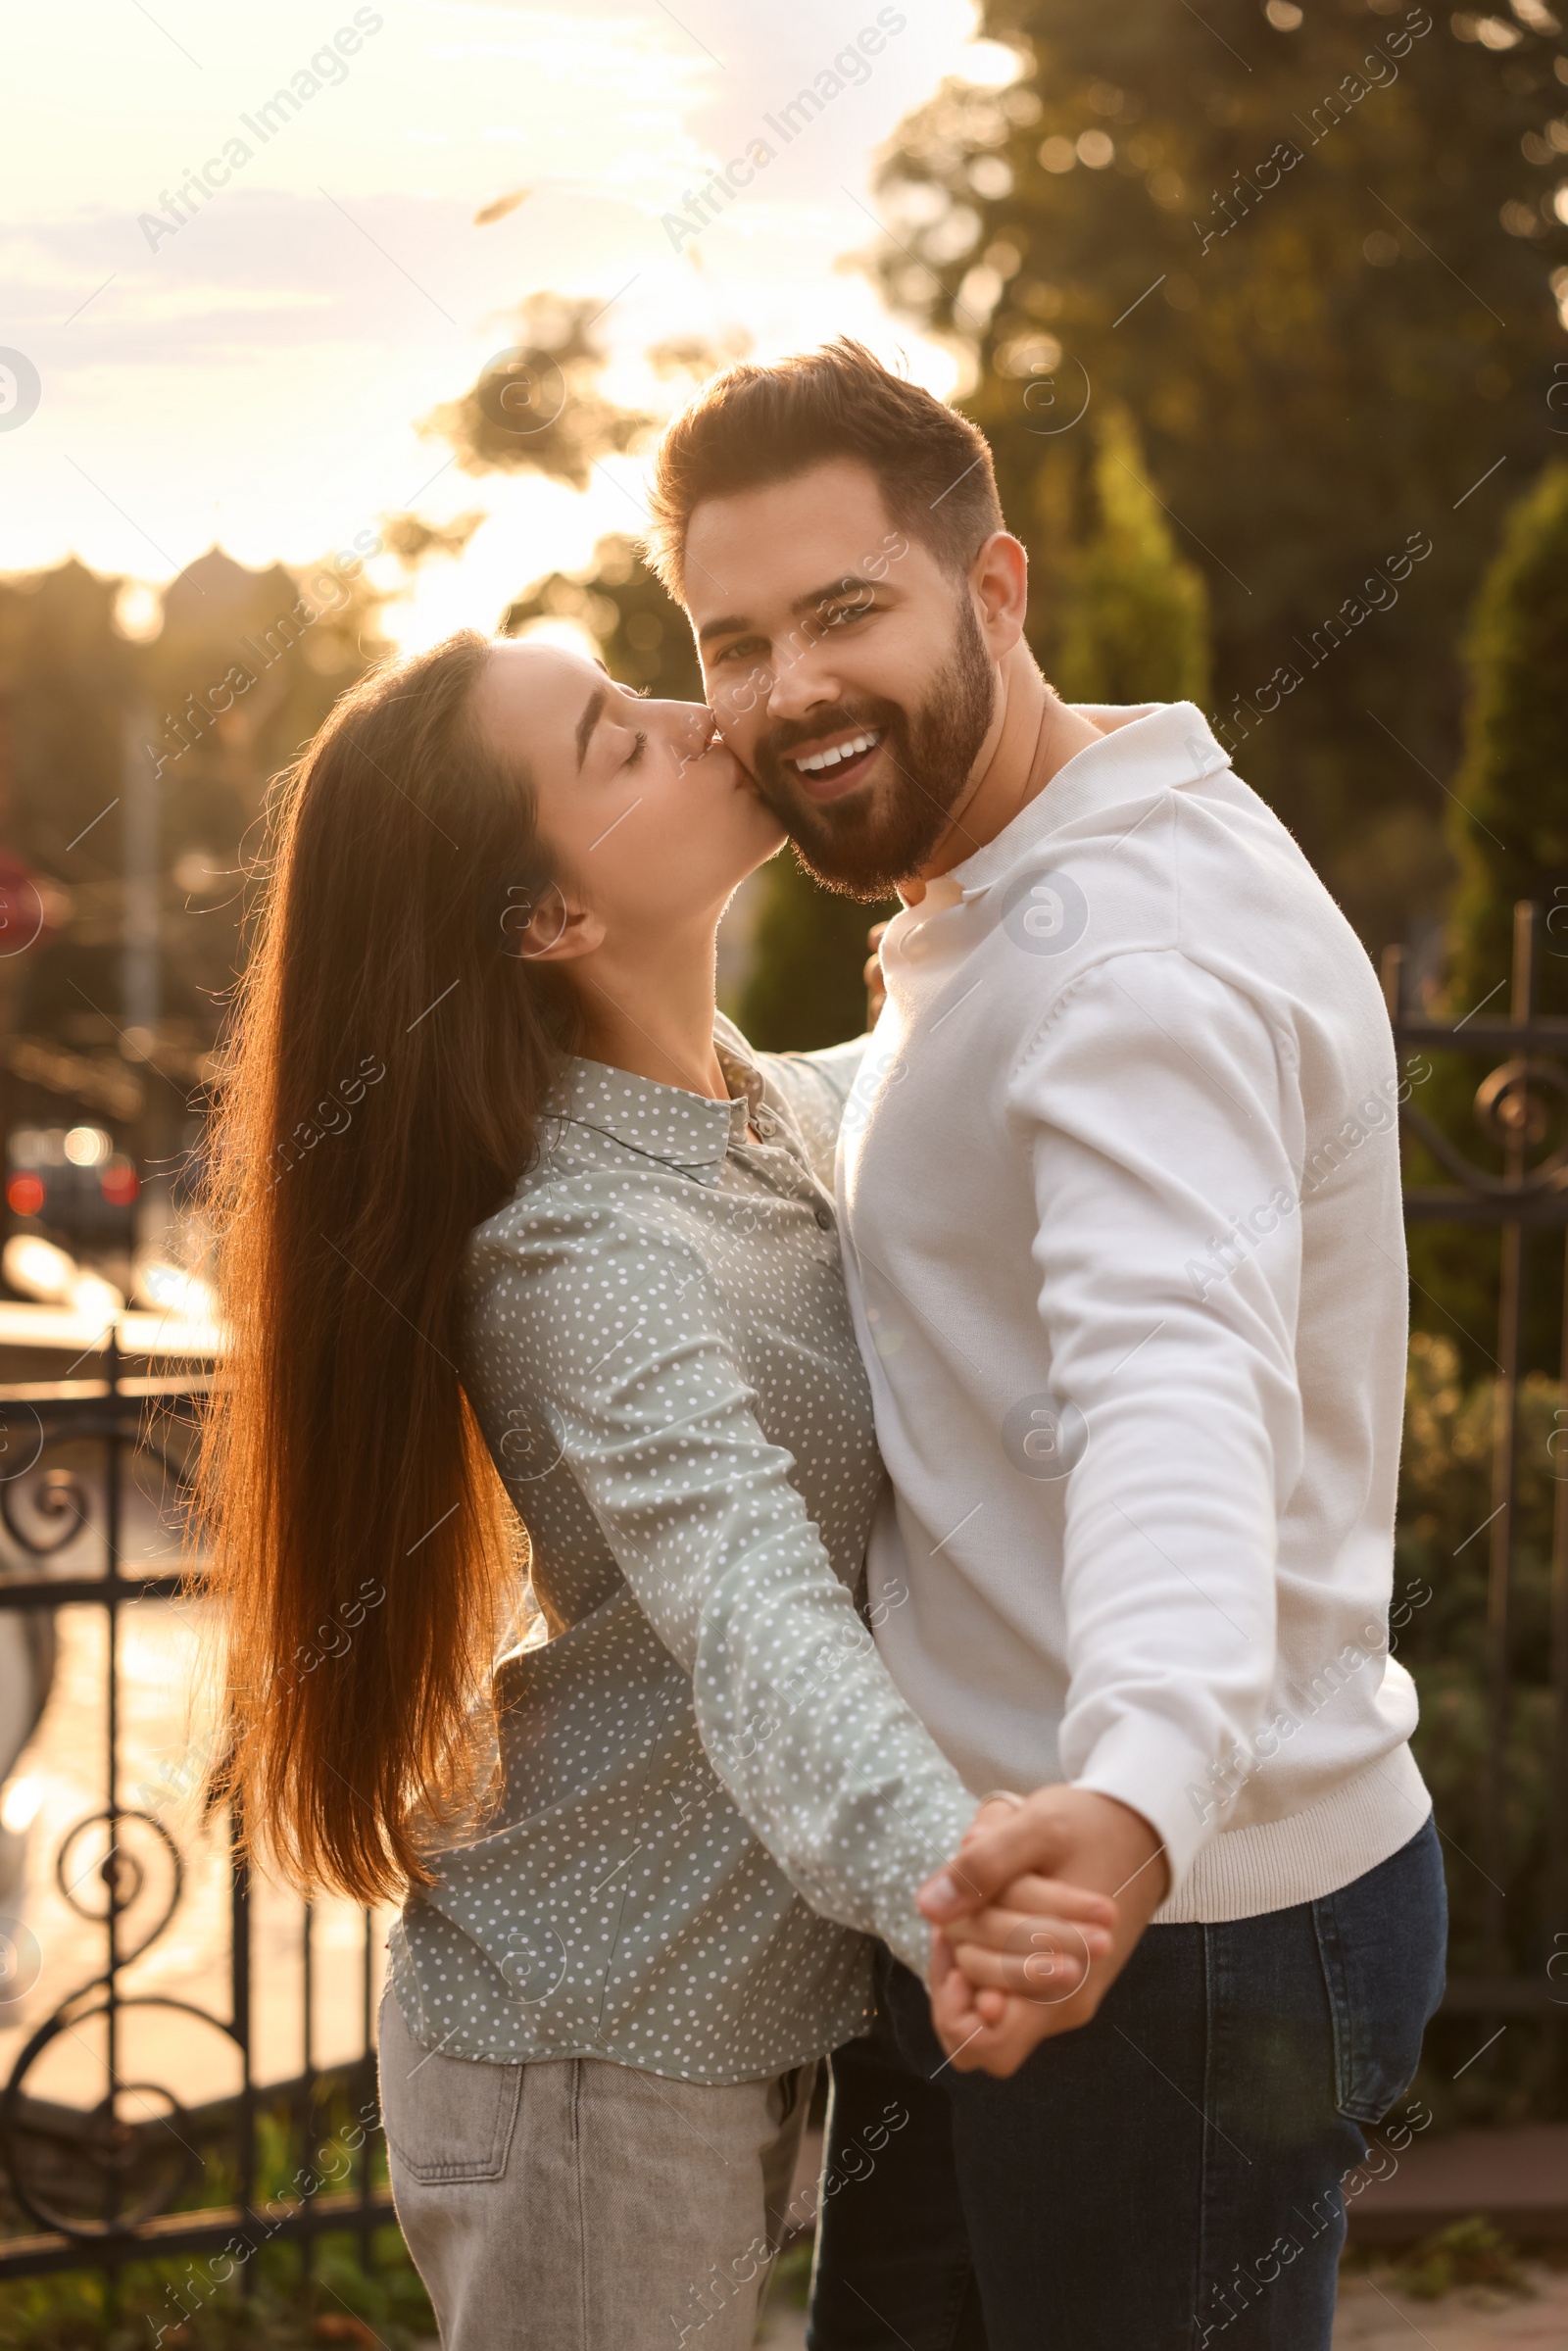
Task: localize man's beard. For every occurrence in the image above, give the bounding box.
[748,593,997,901]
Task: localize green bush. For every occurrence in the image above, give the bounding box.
[737,859,892,1053]
[1396,1333,1566,2124]
[1446,462,1568,1024]
[1389,2216,1530,2302]
[1055,405,1209,710]
[0,2229,433,2351]
[1405,462,1568,1385]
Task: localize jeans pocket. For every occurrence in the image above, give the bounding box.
[377,1988,523,2183]
[1311,1816,1447,2125]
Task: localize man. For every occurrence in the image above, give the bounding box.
[643,341,1446,2349]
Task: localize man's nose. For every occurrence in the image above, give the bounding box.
[766,645,842,725]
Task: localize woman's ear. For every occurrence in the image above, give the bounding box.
[500,880,605,963]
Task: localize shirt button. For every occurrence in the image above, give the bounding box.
[813,1203,833,1230]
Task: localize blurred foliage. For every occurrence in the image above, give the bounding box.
[424,293,653,492]
[0,2083,431,2349]
[868,0,1567,957]
[1401,457,1568,1379]
[0,564,136,890]
[1055,403,1210,707]
[1447,458,1568,1016]
[738,857,894,1053]
[1396,1333,1566,2124]
[501,531,701,699]
[426,300,753,495]
[0,2230,431,2350]
[0,546,390,1242]
[1387,2215,1531,2299]
[0,550,388,1045]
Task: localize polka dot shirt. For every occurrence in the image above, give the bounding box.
[388,1019,976,2084]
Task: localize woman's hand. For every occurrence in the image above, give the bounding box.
[930,1931,1079,2079]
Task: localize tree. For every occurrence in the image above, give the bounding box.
[0,548,390,1283]
[869,0,1567,955]
[1446,457,1568,1017]
[1054,402,1210,705]
[501,533,701,699]
[1402,460,1568,1378]
[425,294,652,492]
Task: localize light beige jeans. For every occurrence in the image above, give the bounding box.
[378,1991,815,2350]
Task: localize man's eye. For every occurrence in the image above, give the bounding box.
[827,601,872,626]
[717,639,761,664]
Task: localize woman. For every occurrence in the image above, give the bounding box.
[198,630,1110,2348]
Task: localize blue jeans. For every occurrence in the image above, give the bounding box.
[808,1818,1446,2351]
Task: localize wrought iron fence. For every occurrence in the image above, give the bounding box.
[0,1332,392,2291]
[1382,899,1568,2052]
[0,896,1560,2290]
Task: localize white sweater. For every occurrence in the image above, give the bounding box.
[837,700,1430,1922]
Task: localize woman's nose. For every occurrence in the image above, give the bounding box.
[682,706,719,759]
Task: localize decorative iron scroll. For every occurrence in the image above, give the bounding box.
[0,1375,222,2243]
[1385,902,1568,2029]
[1398,1055,1568,1202]
[0,1350,390,2278]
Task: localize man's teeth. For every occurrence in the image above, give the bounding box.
[793,729,881,775]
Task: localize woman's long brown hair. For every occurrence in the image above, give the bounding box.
[195,630,577,1902]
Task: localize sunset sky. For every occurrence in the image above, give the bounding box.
[3,0,1014,648]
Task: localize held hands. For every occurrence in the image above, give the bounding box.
[920,1788,1170,2079]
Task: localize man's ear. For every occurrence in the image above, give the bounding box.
[501,880,606,963]
[969,531,1028,658]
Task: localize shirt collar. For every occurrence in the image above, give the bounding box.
[552,1024,758,1186]
[941,700,1230,902]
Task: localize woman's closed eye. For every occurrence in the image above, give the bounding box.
[624,728,648,769]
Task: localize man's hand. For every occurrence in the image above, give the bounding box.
[922,1787,1169,2078]
[931,1801,1119,2018]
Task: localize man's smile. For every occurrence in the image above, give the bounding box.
[783,724,884,800]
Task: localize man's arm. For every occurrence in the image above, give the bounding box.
[469,1204,1114,1982]
[925,950,1305,2072]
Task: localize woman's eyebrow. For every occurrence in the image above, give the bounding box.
[575,684,608,770]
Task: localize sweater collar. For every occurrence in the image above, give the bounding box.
[941,700,1230,902]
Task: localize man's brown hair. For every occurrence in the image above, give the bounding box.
[645,337,1004,605]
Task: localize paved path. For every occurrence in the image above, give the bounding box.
[1334,2267,1568,2345]
[758,2268,1568,2346]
